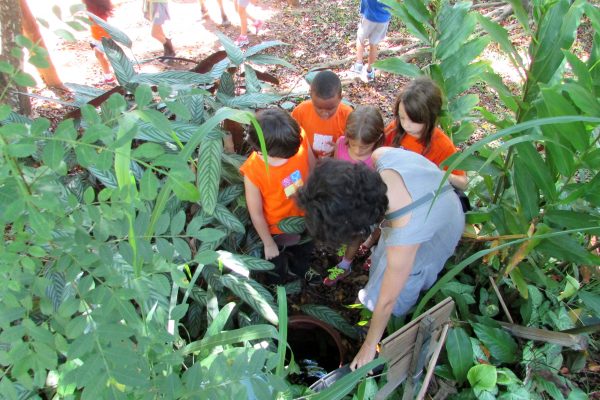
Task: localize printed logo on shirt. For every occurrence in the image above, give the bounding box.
[282,170,304,198]
[313,133,334,154]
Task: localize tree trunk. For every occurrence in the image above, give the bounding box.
[19,0,64,89]
[0,0,31,115]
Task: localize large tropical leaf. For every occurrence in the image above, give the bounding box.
[87,12,132,48]
[221,274,278,324]
[101,38,135,85]
[215,31,244,66]
[435,2,476,61]
[277,216,305,234]
[311,359,386,400]
[217,184,244,206]
[246,54,296,70]
[446,327,474,384]
[472,323,518,364]
[181,324,279,355]
[130,71,214,86]
[245,40,287,58]
[373,57,422,77]
[198,134,223,215]
[213,203,245,233]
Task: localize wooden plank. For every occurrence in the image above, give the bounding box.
[379,297,454,365]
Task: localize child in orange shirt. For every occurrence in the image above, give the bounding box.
[240,108,318,284]
[83,0,115,84]
[292,70,353,158]
[384,76,468,190]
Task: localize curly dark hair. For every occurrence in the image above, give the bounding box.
[246,108,302,158]
[297,159,388,247]
[83,0,114,19]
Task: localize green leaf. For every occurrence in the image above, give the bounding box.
[563,82,600,116]
[217,184,244,206]
[170,173,200,202]
[276,216,305,234]
[195,228,226,242]
[578,291,600,317]
[312,359,386,400]
[213,204,245,233]
[215,31,244,66]
[300,304,359,340]
[514,143,557,202]
[436,3,476,61]
[13,72,36,87]
[467,364,497,390]
[130,71,214,86]
[476,14,524,71]
[472,323,518,363]
[54,29,76,42]
[134,84,153,108]
[373,57,422,77]
[165,100,192,121]
[446,327,473,384]
[563,51,593,90]
[87,12,132,48]
[102,38,135,85]
[221,274,278,324]
[226,253,274,271]
[43,139,66,171]
[181,324,279,355]
[140,169,159,200]
[198,136,223,215]
[246,54,296,70]
[244,40,288,58]
[170,210,186,235]
[513,157,539,221]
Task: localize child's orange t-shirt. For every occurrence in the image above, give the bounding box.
[291,100,353,156]
[384,121,465,176]
[90,17,110,41]
[239,131,311,235]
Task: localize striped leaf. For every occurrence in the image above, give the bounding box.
[45,269,66,312]
[88,12,132,48]
[221,274,278,324]
[135,121,200,143]
[198,136,223,215]
[283,280,302,296]
[130,71,214,86]
[245,40,287,58]
[300,304,360,340]
[243,65,261,94]
[235,254,274,271]
[213,203,245,233]
[215,31,244,66]
[87,166,118,188]
[218,72,235,97]
[101,38,134,85]
[246,54,296,70]
[217,184,244,206]
[217,93,282,108]
[277,216,305,234]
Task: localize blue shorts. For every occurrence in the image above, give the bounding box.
[146,3,170,25]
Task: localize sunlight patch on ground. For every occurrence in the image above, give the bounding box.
[480,47,527,86]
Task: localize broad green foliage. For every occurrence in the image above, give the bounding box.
[379,0,600,397]
[0,23,381,397]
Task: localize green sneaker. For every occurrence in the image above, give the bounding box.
[336,245,347,258]
[323,266,351,286]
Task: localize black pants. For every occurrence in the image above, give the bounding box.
[265,235,314,284]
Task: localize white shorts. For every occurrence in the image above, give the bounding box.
[357,17,389,45]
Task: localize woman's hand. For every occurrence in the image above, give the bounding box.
[264,242,279,260]
[349,341,378,371]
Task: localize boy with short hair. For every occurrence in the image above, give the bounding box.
[291,70,353,158]
[240,109,318,284]
[351,0,391,82]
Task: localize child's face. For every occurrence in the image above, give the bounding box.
[347,139,375,159]
[398,102,425,138]
[311,94,342,120]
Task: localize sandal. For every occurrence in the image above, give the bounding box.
[356,244,371,258]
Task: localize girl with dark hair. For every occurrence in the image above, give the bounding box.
[82,0,115,83]
[322,105,384,285]
[297,149,465,371]
[384,76,468,190]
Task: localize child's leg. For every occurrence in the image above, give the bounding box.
[236,0,249,36]
[339,240,361,269]
[366,43,378,72]
[216,0,230,24]
[94,47,111,75]
[151,23,167,44]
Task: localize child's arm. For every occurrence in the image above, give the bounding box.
[308,145,316,170]
[448,173,468,191]
[244,176,280,260]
